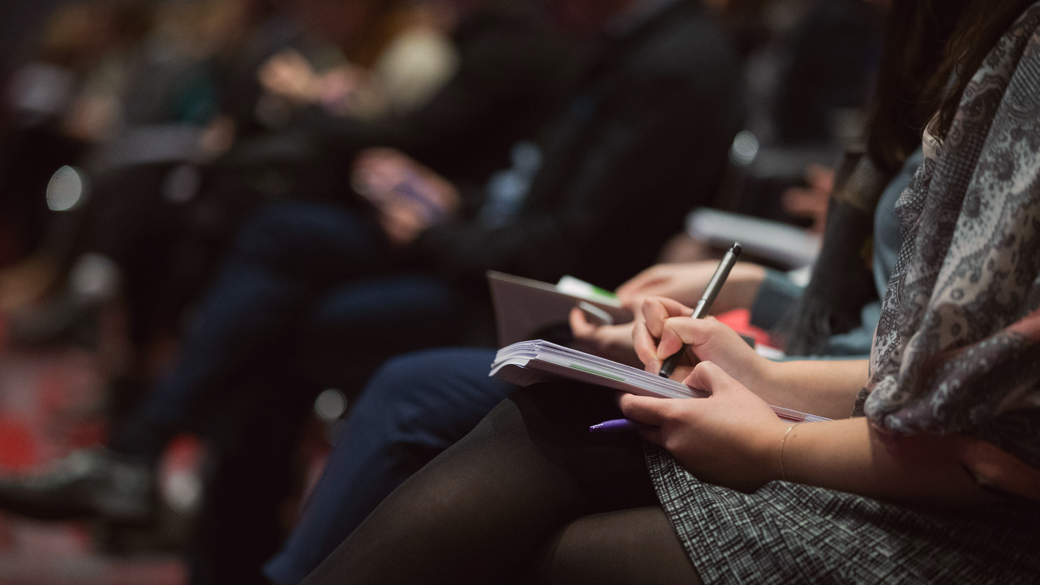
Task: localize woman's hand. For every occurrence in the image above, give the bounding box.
[259,50,366,115]
[615,262,765,313]
[568,308,641,367]
[634,296,772,392]
[619,362,789,492]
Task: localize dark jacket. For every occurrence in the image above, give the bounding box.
[415,0,744,290]
[312,0,582,186]
[772,0,884,145]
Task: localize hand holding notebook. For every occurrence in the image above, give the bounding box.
[487,271,632,347]
[490,340,828,424]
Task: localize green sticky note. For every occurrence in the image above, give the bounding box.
[568,364,625,382]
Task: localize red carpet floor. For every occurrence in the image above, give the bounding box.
[0,318,188,585]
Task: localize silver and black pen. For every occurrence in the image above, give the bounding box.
[658,242,742,378]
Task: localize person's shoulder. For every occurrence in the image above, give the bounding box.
[623,2,738,79]
[455,0,552,43]
[454,1,580,82]
[456,1,573,55]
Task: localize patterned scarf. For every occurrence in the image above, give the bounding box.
[858,3,1040,500]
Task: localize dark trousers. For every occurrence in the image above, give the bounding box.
[110,199,430,457]
[264,348,512,585]
[107,200,464,584]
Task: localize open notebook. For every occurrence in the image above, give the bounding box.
[490,340,828,423]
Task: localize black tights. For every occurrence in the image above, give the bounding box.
[303,382,701,585]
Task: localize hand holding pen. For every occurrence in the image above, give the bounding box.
[658,243,741,377]
[592,244,744,432]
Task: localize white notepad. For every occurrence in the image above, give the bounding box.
[490,340,829,423]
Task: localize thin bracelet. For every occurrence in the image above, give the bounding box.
[780,422,802,482]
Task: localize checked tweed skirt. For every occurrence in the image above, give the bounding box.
[645,446,1040,584]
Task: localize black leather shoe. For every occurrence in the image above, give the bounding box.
[0,448,154,524]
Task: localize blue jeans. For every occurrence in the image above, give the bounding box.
[264,348,511,585]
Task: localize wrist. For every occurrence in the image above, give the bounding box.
[747,351,781,400]
[754,419,793,487]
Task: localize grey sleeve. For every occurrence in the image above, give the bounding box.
[749,268,805,330]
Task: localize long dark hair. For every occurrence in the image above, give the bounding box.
[867,0,1036,173]
[927,0,1037,139]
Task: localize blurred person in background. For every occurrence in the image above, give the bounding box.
[257,0,460,122]
[0,0,744,583]
[657,0,886,263]
[0,0,577,419]
[0,0,576,342]
[274,0,584,187]
[745,0,885,148]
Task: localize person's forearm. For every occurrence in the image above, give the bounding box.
[781,418,997,508]
[755,359,867,420]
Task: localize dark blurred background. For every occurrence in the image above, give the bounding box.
[0,0,70,78]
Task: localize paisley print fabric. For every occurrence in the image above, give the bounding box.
[858,3,1040,495]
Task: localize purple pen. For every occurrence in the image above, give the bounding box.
[589,418,654,433]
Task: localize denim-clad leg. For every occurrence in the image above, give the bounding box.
[264,348,511,585]
[109,200,389,461]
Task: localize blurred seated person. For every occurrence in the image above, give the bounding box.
[655,0,887,264]
[0,0,743,583]
[0,0,578,356]
[284,0,586,186]
[743,0,885,147]
[258,1,459,121]
[708,0,886,241]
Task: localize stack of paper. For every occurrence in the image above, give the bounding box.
[490,340,829,423]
